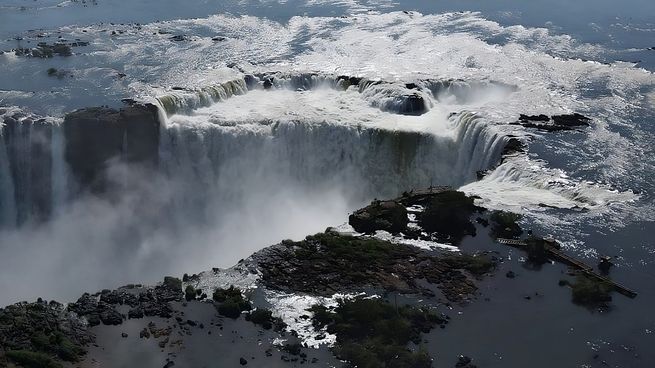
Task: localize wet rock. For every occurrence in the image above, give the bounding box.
[128,307,144,319]
[99,305,123,325]
[169,35,189,42]
[256,232,489,302]
[519,114,549,122]
[0,301,92,364]
[552,113,591,127]
[455,355,478,368]
[502,137,525,156]
[514,113,591,132]
[506,271,516,278]
[140,328,151,339]
[349,199,408,234]
[240,357,248,365]
[244,74,259,89]
[336,75,362,89]
[418,190,480,244]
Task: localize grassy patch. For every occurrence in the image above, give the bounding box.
[310,297,441,368]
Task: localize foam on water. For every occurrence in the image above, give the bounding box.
[1,8,655,304]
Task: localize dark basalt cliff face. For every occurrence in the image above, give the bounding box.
[63,104,160,194]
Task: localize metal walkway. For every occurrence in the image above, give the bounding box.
[496,238,637,299]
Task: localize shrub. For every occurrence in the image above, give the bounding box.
[212,286,251,319]
[5,350,63,368]
[310,297,440,368]
[185,285,196,301]
[489,211,523,239]
[570,275,613,307]
[163,277,182,291]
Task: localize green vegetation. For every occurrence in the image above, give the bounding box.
[30,331,84,362]
[5,350,63,368]
[489,211,523,239]
[244,308,286,331]
[445,254,496,276]
[310,297,441,368]
[163,276,182,291]
[298,233,407,263]
[282,342,303,356]
[212,286,251,319]
[184,285,196,301]
[260,232,489,301]
[569,275,613,307]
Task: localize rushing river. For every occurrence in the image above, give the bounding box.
[0,1,654,367]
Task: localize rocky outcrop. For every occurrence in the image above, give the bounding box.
[0,299,92,366]
[63,104,160,193]
[513,113,591,132]
[255,232,495,301]
[10,40,89,58]
[349,199,408,234]
[417,190,481,244]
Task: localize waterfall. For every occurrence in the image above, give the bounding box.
[157,111,507,222]
[0,132,17,228]
[0,109,66,227]
[0,74,514,228]
[51,126,68,215]
[155,79,249,117]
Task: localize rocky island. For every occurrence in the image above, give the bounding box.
[0,187,630,368]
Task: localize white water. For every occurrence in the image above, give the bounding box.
[0,9,654,305]
[0,109,66,227]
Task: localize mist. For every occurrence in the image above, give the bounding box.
[0,158,354,306]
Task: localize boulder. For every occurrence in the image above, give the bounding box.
[396,93,428,115]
